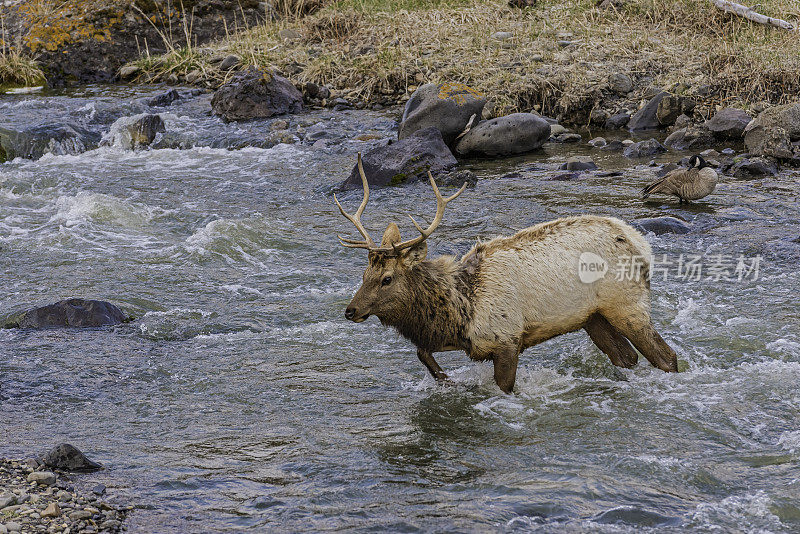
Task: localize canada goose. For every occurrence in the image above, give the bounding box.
[641,155,718,203]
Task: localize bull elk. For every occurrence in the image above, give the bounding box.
[335,155,679,393]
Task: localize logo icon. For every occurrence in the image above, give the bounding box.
[578,252,607,284]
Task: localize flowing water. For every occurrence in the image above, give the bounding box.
[1,86,799,533]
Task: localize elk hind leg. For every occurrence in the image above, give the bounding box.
[606,313,678,372]
[584,313,638,368]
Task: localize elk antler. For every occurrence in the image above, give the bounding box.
[391,171,467,252]
[334,155,467,252]
[333,153,377,249]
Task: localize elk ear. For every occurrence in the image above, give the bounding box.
[400,241,427,267]
[380,223,401,247]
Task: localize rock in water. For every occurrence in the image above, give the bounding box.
[664,125,715,150]
[17,299,126,328]
[455,113,550,156]
[627,91,667,131]
[704,108,752,139]
[340,127,457,188]
[127,114,165,148]
[633,217,691,235]
[147,89,181,107]
[398,83,486,147]
[0,123,101,161]
[560,156,597,171]
[744,103,800,159]
[211,68,303,121]
[622,138,667,158]
[42,443,103,472]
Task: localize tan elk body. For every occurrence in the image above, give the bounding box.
[336,156,679,393]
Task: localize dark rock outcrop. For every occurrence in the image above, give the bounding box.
[211,68,303,121]
[0,123,101,161]
[705,108,752,139]
[15,299,127,328]
[455,113,550,156]
[398,83,486,147]
[627,91,668,131]
[4,0,266,87]
[606,113,631,129]
[42,444,102,473]
[341,127,457,187]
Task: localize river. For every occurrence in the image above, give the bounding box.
[1,86,799,533]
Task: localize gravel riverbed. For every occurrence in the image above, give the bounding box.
[0,459,130,534]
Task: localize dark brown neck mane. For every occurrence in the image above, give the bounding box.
[379,256,478,353]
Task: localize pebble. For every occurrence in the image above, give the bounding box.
[27,472,56,486]
[41,502,61,518]
[57,490,72,502]
[5,523,21,533]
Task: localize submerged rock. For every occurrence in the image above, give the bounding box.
[0,123,101,161]
[455,113,550,156]
[341,127,457,187]
[13,299,127,328]
[211,68,303,121]
[730,157,778,178]
[147,89,181,107]
[705,107,751,139]
[744,103,800,159]
[633,217,691,235]
[42,444,102,473]
[398,82,486,147]
[560,156,597,171]
[623,138,666,158]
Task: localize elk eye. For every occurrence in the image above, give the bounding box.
[381,275,393,286]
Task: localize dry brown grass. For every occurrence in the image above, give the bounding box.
[0,13,45,89]
[128,0,800,122]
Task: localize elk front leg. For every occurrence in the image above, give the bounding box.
[492,345,520,394]
[417,349,448,381]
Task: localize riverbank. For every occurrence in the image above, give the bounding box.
[113,0,800,125]
[3,1,798,125]
[0,457,131,533]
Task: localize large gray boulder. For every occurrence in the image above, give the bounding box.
[341,127,457,188]
[14,299,127,328]
[0,123,101,161]
[744,103,800,159]
[211,68,303,121]
[704,108,751,139]
[455,113,550,156]
[42,444,102,473]
[627,91,667,130]
[398,83,486,147]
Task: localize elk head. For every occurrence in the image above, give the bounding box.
[334,154,466,323]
